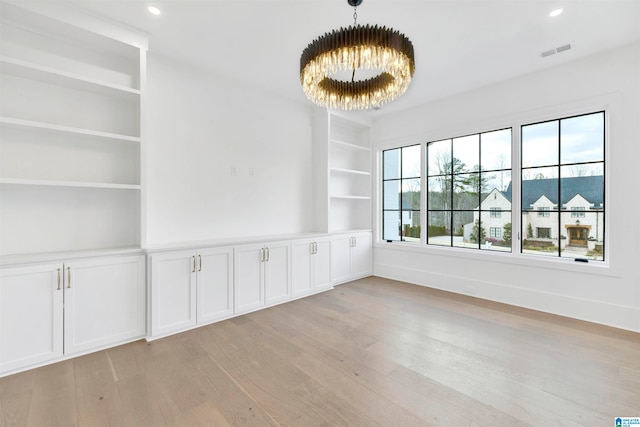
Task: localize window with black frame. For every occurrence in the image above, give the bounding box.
[381,111,605,262]
[426,128,512,251]
[521,111,605,260]
[382,145,421,241]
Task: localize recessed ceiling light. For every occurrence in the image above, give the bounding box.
[147,5,161,15]
[549,8,563,17]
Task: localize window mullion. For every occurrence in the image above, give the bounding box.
[421,142,427,245]
[513,123,521,255]
[557,119,562,258]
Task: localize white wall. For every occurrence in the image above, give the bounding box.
[371,42,640,332]
[145,55,315,245]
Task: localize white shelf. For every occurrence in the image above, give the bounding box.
[313,110,372,233]
[330,167,371,176]
[1,1,143,84]
[330,195,371,200]
[0,55,140,96]
[0,1,145,257]
[0,178,140,190]
[0,116,140,143]
[330,139,370,151]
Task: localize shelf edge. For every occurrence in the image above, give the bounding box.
[0,178,141,190]
[0,55,141,95]
[330,139,370,151]
[330,167,371,176]
[0,116,141,142]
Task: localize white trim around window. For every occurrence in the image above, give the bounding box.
[372,95,617,275]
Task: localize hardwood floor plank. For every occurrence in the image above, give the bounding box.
[0,390,31,427]
[193,355,280,427]
[174,401,231,427]
[338,281,505,359]
[372,339,593,426]
[140,344,215,415]
[288,378,383,427]
[293,338,473,426]
[259,307,400,378]
[200,325,370,426]
[105,340,155,382]
[233,309,435,426]
[73,351,128,426]
[287,345,438,426]
[0,370,34,399]
[388,364,529,427]
[25,361,76,427]
[231,313,415,426]
[115,372,180,426]
[620,365,640,383]
[543,375,640,415]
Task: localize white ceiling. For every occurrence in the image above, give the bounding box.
[63,0,640,116]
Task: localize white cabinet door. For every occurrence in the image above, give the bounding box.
[197,247,234,325]
[331,232,372,285]
[264,241,291,306]
[0,264,63,375]
[293,238,332,297]
[312,239,332,291]
[234,243,264,314]
[331,235,352,284]
[64,255,145,355]
[291,240,313,297]
[150,251,197,338]
[235,241,290,311]
[351,233,373,278]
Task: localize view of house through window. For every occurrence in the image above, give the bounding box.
[426,128,512,252]
[381,111,606,262]
[521,111,605,260]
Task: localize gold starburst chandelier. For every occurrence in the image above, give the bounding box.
[300,0,415,111]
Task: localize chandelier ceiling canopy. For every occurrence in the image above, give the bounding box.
[300,0,415,111]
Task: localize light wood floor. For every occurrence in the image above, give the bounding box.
[1,276,639,426]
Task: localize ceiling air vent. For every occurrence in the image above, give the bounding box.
[540,43,572,58]
[541,49,556,58]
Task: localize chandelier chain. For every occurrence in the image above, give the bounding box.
[352,3,359,80]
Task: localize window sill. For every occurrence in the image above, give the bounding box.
[374,240,619,277]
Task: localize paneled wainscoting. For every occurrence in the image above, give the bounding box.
[1,276,639,426]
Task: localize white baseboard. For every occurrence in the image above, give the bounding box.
[375,262,640,333]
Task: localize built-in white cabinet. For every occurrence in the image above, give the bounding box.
[234,241,291,314]
[0,263,62,374]
[292,238,332,298]
[313,111,372,233]
[312,111,373,286]
[149,250,195,337]
[64,256,146,355]
[331,232,373,285]
[0,254,145,376]
[0,2,147,257]
[197,248,235,324]
[149,247,233,339]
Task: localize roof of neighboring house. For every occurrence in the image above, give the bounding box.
[503,175,604,210]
